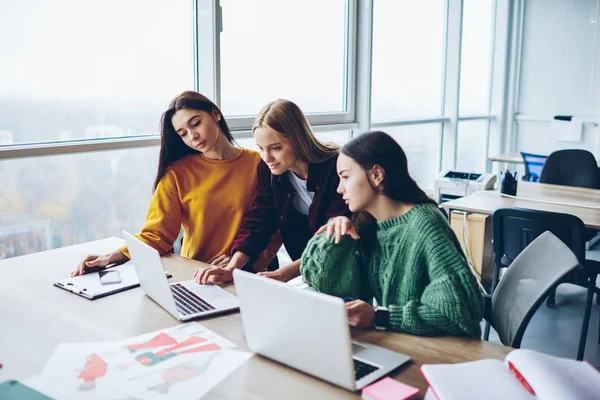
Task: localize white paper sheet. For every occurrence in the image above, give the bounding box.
[29,323,252,400]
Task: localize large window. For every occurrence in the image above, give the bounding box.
[371,0,446,121]
[1,1,503,259]
[219,0,349,117]
[0,0,193,145]
[0,147,158,259]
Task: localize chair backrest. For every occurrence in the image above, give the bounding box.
[491,231,580,348]
[520,152,547,182]
[492,207,587,269]
[539,149,600,189]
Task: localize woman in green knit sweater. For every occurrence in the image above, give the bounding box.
[299,131,483,337]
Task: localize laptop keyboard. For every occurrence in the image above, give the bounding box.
[353,358,380,381]
[170,283,216,315]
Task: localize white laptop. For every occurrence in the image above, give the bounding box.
[233,269,410,391]
[123,230,239,321]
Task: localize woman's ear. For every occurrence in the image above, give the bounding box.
[212,110,221,122]
[368,164,385,190]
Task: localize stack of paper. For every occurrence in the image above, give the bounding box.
[23,323,253,400]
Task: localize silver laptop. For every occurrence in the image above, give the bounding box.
[123,230,239,321]
[233,269,410,391]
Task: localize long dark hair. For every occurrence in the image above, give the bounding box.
[341,131,442,252]
[153,91,235,191]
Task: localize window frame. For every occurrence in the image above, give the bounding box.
[1,0,507,179]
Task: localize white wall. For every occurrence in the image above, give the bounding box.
[515,0,600,156]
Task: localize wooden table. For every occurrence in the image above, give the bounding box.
[443,181,600,230]
[0,238,512,399]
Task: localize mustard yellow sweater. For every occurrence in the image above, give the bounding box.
[120,148,280,269]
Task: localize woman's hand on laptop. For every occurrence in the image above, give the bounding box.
[256,270,287,282]
[194,251,250,285]
[71,250,127,277]
[316,216,360,244]
[346,300,375,328]
[194,266,233,285]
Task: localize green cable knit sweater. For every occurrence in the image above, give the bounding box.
[300,203,483,337]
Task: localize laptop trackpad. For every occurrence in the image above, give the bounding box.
[352,341,370,356]
[189,284,233,300]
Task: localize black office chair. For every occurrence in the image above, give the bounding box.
[485,207,600,360]
[520,151,547,182]
[539,148,600,264]
[539,149,600,189]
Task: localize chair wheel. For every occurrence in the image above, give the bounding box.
[546,297,556,308]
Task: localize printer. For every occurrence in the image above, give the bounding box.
[434,170,497,203]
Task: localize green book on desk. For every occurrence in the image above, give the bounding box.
[0,380,54,400]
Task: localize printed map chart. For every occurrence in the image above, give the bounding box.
[26,323,253,399]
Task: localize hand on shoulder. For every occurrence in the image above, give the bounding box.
[315,216,360,244]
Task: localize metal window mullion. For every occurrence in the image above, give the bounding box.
[0,136,161,161]
[456,115,496,121]
[345,0,358,126]
[196,0,219,103]
[370,117,450,128]
[484,0,498,171]
[354,0,373,138]
[487,0,517,173]
[508,0,525,155]
[441,0,464,171]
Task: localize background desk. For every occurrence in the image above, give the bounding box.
[443,181,600,230]
[488,153,524,164]
[489,153,600,166]
[0,238,512,399]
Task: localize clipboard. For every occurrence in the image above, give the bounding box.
[53,261,172,300]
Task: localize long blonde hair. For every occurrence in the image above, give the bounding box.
[252,99,339,164]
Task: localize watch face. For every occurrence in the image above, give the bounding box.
[374,307,390,329]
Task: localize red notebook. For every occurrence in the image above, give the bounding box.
[361,377,419,400]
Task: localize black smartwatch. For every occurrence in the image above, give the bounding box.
[373,306,390,331]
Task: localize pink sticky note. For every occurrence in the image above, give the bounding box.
[362,377,419,400]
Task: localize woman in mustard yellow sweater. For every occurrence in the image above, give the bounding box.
[71,91,279,276]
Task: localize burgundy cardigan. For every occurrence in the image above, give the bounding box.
[231,155,350,262]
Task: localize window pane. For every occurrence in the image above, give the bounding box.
[0,147,159,259]
[0,0,193,145]
[235,137,259,151]
[379,124,442,190]
[371,0,446,121]
[234,130,350,155]
[459,0,494,115]
[456,120,489,172]
[220,0,348,116]
[315,131,351,147]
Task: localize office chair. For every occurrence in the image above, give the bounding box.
[520,152,547,182]
[539,148,600,252]
[485,207,600,360]
[484,231,581,349]
[539,149,600,189]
